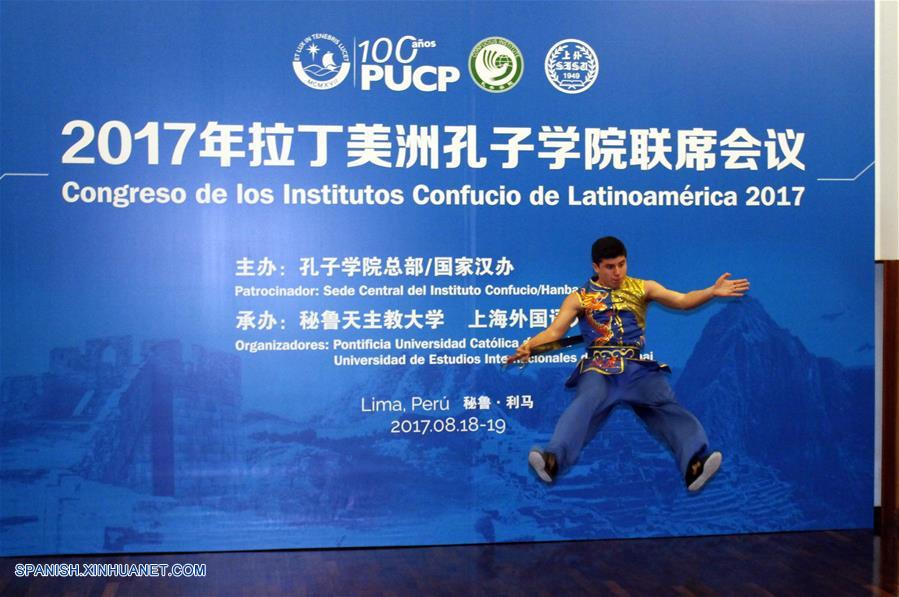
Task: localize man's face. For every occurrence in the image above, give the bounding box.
[592,256,627,289]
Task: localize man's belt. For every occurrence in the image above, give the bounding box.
[586,345,640,360]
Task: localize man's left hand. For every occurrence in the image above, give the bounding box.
[712,273,750,297]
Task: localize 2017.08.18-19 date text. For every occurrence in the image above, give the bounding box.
[390,417,506,435]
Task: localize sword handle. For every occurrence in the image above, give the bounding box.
[503,335,584,370]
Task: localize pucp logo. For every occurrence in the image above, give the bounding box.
[358,35,460,92]
[292,33,350,90]
[468,37,523,93]
[544,39,598,94]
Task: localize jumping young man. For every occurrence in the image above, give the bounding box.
[506,236,749,492]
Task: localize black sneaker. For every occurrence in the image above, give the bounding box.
[528,449,558,483]
[685,451,722,492]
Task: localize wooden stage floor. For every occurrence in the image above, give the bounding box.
[2,529,897,596]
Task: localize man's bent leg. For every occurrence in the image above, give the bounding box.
[544,373,615,473]
[629,371,709,477]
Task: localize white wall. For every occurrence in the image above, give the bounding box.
[876,0,899,261]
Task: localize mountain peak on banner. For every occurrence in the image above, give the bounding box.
[696,296,780,346]
[677,297,813,389]
[677,297,824,445]
[674,297,871,502]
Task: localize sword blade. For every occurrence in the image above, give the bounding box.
[529,335,584,355]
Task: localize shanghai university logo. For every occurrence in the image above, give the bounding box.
[544,39,598,94]
[468,37,523,92]
[293,33,350,90]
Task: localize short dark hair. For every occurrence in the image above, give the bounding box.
[591,236,627,264]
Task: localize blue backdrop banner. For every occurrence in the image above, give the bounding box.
[1,1,874,555]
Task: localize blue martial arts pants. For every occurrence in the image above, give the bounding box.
[545,362,709,476]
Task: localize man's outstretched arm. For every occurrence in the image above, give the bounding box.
[506,292,581,364]
[644,273,750,311]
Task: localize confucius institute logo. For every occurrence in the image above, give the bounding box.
[292,33,350,90]
[468,37,523,92]
[544,39,598,94]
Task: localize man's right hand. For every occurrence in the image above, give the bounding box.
[505,342,531,364]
